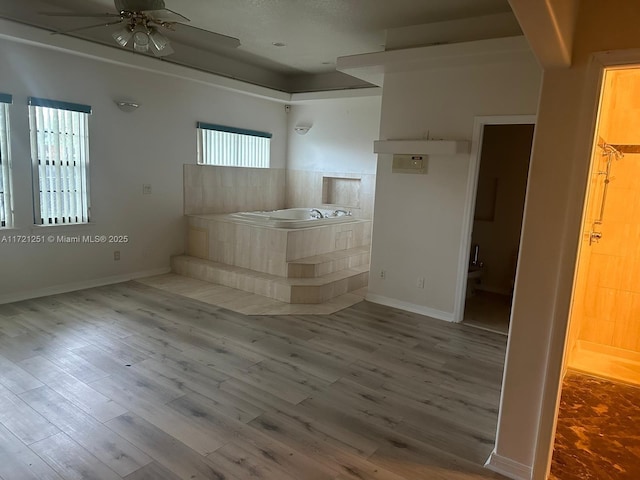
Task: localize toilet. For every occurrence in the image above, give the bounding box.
[466,267,483,298]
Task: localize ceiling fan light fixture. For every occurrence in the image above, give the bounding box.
[151,41,174,57]
[133,39,150,53]
[112,27,133,47]
[149,29,169,50]
[44,1,238,60]
[132,26,150,52]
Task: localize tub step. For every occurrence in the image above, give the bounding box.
[287,246,370,278]
[171,255,369,304]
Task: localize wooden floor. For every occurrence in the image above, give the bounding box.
[0,280,508,480]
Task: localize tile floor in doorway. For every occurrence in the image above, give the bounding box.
[550,371,640,480]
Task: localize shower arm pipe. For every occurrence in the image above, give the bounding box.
[594,143,623,226]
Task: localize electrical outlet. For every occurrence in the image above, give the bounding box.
[417,277,425,289]
[114,251,120,261]
[380,270,386,279]
[142,184,152,195]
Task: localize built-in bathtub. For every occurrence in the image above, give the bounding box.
[186,208,371,277]
[177,207,372,303]
[228,207,355,229]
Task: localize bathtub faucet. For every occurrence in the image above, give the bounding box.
[333,209,352,216]
[310,208,325,219]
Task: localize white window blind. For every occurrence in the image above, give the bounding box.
[29,98,91,225]
[0,94,13,228]
[197,122,271,168]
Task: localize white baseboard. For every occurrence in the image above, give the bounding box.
[365,293,455,322]
[485,451,532,480]
[0,267,171,305]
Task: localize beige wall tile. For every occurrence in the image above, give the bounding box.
[184,165,286,215]
[285,170,376,219]
[187,227,209,259]
[571,71,640,358]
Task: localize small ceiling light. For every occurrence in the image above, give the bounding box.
[115,100,140,113]
[294,125,311,135]
[272,42,286,47]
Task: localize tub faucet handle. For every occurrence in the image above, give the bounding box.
[310,208,324,218]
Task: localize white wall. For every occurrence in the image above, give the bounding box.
[0,39,287,302]
[367,58,542,318]
[285,96,382,219]
[287,96,382,174]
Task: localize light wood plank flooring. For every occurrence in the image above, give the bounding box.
[0,281,508,480]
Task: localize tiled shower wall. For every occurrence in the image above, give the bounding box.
[286,170,376,219]
[569,69,640,357]
[184,164,286,215]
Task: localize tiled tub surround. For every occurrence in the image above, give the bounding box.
[186,213,372,275]
[173,212,372,303]
[184,164,286,215]
[286,170,376,219]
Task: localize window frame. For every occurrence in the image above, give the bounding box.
[196,122,272,168]
[0,93,13,228]
[28,97,92,226]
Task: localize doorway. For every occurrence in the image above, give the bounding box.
[549,66,640,479]
[456,118,535,334]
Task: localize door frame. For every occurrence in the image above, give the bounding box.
[453,115,537,323]
[532,49,640,480]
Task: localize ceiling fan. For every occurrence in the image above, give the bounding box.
[40,0,240,57]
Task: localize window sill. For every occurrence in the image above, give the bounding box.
[30,223,94,235]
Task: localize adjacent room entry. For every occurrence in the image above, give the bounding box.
[461,120,535,335]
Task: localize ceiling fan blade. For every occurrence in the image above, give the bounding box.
[168,23,240,49]
[39,12,122,18]
[115,0,166,12]
[145,8,189,23]
[51,19,124,35]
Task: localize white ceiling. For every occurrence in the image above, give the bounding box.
[0,0,515,92]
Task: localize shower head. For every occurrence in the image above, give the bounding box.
[609,144,640,155]
[600,142,624,160]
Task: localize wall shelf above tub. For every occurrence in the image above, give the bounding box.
[373,139,470,155]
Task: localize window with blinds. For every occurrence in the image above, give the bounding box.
[196,122,271,168]
[0,93,13,228]
[29,98,91,225]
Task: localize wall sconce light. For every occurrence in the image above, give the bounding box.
[114,100,140,113]
[294,125,312,135]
